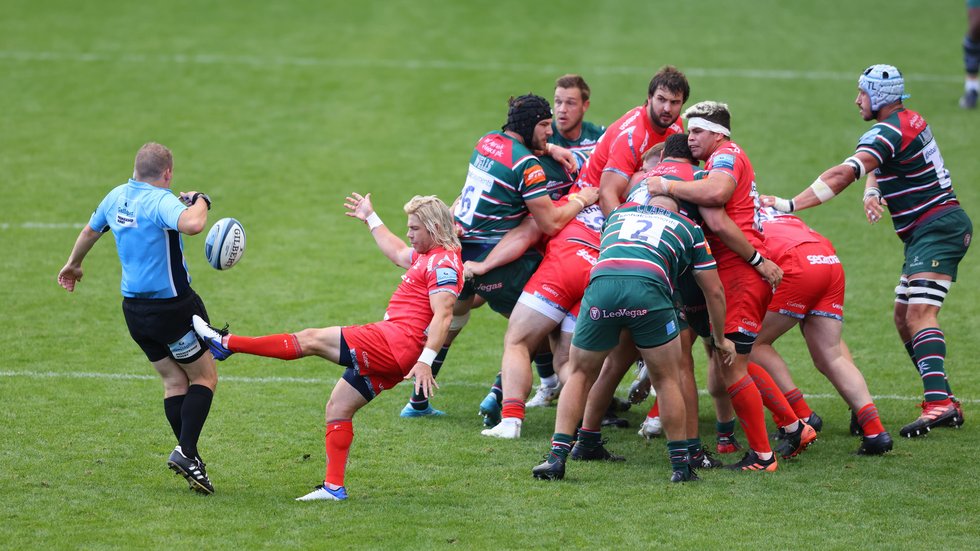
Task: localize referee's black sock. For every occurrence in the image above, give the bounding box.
[178,384,214,460]
[164,394,186,441]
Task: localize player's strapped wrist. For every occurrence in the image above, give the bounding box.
[365,212,384,230]
[417,347,438,366]
[863,187,882,202]
[772,196,795,213]
[568,193,587,210]
[747,250,764,267]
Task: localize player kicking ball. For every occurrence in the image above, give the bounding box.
[193,192,463,501]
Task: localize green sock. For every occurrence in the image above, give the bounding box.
[576,427,602,450]
[667,440,689,472]
[549,433,573,462]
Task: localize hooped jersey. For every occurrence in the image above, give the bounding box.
[591,201,715,295]
[626,159,704,225]
[540,120,606,200]
[703,141,765,264]
[855,108,961,242]
[380,246,463,345]
[578,105,684,190]
[89,179,191,299]
[455,131,549,245]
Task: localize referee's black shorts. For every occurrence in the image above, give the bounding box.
[122,289,210,363]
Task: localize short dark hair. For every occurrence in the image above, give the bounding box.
[663,134,694,161]
[648,65,690,102]
[555,74,591,102]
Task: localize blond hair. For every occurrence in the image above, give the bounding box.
[134,142,173,181]
[404,195,460,251]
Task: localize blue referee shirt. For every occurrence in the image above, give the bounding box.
[89,179,191,298]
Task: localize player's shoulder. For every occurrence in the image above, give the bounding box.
[582,120,606,138]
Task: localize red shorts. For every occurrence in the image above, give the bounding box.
[718,261,772,338]
[769,243,844,320]
[341,321,424,395]
[520,237,598,322]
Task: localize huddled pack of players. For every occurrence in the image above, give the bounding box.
[61,63,970,500]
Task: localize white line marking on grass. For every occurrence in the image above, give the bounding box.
[1,370,975,404]
[0,222,86,230]
[0,50,960,83]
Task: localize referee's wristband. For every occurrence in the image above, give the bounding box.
[748,251,764,267]
[191,193,211,210]
[366,212,384,230]
[417,347,438,366]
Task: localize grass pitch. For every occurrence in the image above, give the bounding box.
[2,1,978,549]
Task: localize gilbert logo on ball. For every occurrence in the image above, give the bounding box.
[205,217,246,270]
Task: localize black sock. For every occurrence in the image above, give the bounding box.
[178,385,214,460]
[534,352,555,379]
[164,394,186,441]
[409,345,448,410]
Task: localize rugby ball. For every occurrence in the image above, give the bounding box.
[204,217,246,270]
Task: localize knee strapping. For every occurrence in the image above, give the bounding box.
[449,311,471,332]
[905,278,952,307]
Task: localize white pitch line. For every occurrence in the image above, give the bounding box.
[0,50,960,83]
[0,222,85,230]
[1,369,974,404]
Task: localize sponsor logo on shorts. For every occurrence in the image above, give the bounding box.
[787,301,806,309]
[475,281,504,293]
[833,303,843,310]
[740,318,759,330]
[590,306,649,320]
[931,260,940,268]
[806,254,840,265]
[965,233,972,247]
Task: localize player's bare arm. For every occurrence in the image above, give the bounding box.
[345,192,414,268]
[57,225,104,292]
[525,186,598,236]
[700,206,782,287]
[464,217,542,279]
[598,171,629,217]
[761,151,879,213]
[406,291,456,398]
[692,267,736,366]
[648,171,735,208]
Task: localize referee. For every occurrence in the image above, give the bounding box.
[58,142,220,495]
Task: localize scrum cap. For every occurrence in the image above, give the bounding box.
[858,64,910,112]
[503,94,552,147]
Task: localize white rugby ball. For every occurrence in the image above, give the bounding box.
[204,217,246,270]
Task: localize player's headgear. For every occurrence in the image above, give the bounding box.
[503,94,552,147]
[858,64,910,113]
[683,101,731,136]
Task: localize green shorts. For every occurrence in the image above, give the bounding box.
[572,276,679,351]
[902,209,972,281]
[460,248,542,315]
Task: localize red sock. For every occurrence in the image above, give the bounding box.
[227,333,302,359]
[501,399,526,420]
[856,403,885,436]
[747,362,798,428]
[728,375,771,454]
[783,388,813,419]
[647,398,660,418]
[324,419,354,487]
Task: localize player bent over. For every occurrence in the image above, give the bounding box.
[751,209,893,455]
[532,193,734,483]
[194,193,463,501]
[764,65,971,438]
[58,143,220,495]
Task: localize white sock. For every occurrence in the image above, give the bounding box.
[540,375,559,388]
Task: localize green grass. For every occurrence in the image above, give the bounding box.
[2,1,978,549]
